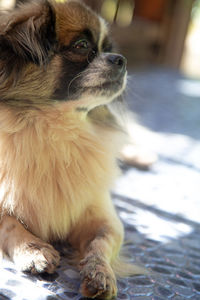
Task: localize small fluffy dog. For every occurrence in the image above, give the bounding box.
[0,0,134,298]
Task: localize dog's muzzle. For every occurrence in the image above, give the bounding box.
[106,54,127,76]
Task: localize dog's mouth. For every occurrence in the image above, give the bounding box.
[68,70,127,111]
[82,73,126,94]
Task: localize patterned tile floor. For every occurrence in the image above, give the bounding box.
[0,69,200,299]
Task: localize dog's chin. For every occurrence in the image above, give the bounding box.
[73,72,127,111]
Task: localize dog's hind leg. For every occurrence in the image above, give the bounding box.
[0,215,60,274]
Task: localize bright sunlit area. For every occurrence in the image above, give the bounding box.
[181,0,200,78]
[0,0,15,9]
[101,0,134,27]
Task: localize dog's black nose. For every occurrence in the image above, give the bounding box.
[107,54,127,70]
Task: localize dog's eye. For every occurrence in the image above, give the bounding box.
[73,39,89,50]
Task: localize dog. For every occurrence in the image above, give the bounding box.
[0,0,137,298]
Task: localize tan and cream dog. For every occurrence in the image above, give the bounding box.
[0,0,135,298]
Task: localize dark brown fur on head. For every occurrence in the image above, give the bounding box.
[0,1,56,85]
[0,0,126,109]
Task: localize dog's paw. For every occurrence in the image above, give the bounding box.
[80,256,117,299]
[14,240,60,274]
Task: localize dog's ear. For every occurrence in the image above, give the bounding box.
[0,0,56,65]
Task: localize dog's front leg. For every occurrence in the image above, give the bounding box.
[0,216,60,273]
[79,221,123,299]
[70,201,124,299]
[79,237,120,299]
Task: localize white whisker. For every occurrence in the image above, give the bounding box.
[67,71,87,97]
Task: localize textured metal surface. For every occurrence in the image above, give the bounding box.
[0,70,200,299]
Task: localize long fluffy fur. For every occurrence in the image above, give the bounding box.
[0,1,142,299]
[0,102,121,242]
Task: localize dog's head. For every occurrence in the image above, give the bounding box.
[0,0,127,110]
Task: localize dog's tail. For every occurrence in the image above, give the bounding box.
[111,255,148,278]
